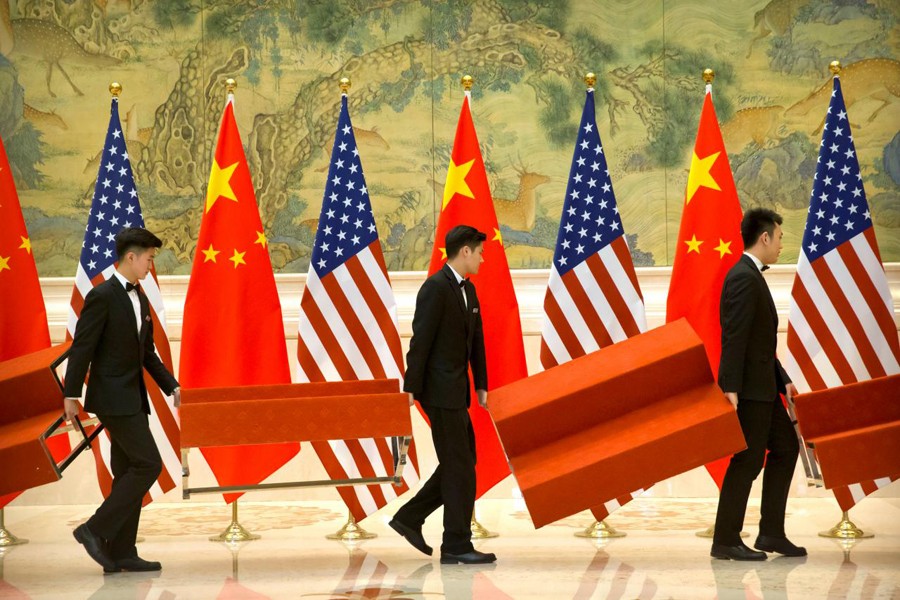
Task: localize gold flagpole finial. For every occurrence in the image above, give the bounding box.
[109,82,122,97]
[702,69,715,84]
[339,77,351,94]
[461,75,474,91]
[584,72,597,88]
[225,78,236,95]
[829,60,842,76]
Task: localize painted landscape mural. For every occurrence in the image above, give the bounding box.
[1,0,897,275]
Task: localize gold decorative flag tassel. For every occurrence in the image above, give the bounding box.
[209,500,260,543]
[471,514,498,539]
[326,512,376,541]
[0,509,28,547]
[819,510,873,539]
[575,520,625,539]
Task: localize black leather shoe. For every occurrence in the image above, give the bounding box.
[73,524,116,571]
[104,556,162,574]
[389,519,433,556]
[754,535,807,557]
[440,550,497,565]
[711,542,767,561]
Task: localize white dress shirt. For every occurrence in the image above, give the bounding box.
[448,264,467,309]
[743,252,764,272]
[113,271,141,334]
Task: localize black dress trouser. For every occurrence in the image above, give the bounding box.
[713,397,800,546]
[86,412,162,560]
[393,403,477,555]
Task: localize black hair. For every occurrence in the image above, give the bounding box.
[445,225,487,259]
[741,208,783,248]
[115,227,163,259]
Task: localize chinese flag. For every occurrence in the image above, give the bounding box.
[179,96,298,503]
[665,84,744,488]
[428,93,528,497]
[0,134,69,509]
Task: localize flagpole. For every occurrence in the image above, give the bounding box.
[811,58,876,544]
[0,508,28,548]
[202,77,261,545]
[687,67,749,542]
[568,72,629,543]
[456,73,500,541]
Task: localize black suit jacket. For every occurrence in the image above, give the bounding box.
[404,264,487,409]
[718,254,790,402]
[64,278,179,416]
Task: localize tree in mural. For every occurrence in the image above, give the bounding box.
[133,0,730,272]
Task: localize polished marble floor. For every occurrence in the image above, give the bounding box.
[0,498,897,599]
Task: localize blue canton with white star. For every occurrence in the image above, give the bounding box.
[78,99,145,279]
[553,89,625,276]
[802,77,872,262]
[311,96,378,278]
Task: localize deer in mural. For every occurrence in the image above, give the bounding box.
[494,161,550,232]
[427,160,550,232]
[0,1,121,97]
[23,103,67,130]
[746,0,810,59]
[786,58,900,134]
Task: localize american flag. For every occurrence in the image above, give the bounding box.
[540,87,646,366]
[784,75,900,511]
[297,94,418,521]
[540,85,647,517]
[67,98,180,502]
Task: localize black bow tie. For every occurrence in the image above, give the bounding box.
[760,265,770,272]
[125,282,140,292]
[459,279,467,289]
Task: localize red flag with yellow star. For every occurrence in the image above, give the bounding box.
[428,93,528,497]
[0,133,69,509]
[666,84,744,488]
[179,96,298,503]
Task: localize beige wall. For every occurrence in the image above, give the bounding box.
[10,265,900,508]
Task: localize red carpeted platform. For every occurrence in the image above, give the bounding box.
[489,319,745,528]
[0,343,71,496]
[180,379,411,448]
[793,373,900,489]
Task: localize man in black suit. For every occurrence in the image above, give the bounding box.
[389,225,495,565]
[64,227,180,573]
[712,208,805,561]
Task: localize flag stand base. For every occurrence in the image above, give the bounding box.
[209,501,260,543]
[695,525,748,539]
[819,511,873,539]
[471,517,498,539]
[0,509,28,547]
[575,520,626,539]
[326,513,376,541]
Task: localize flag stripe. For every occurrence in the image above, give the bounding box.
[784,324,823,391]
[348,248,405,374]
[296,328,326,382]
[300,281,357,380]
[846,234,900,360]
[815,252,883,378]
[308,271,374,379]
[565,266,613,351]
[321,266,386,379]
[583,251,634,341]
[544,275,589,359]
[792,268,857,384]
[538,318,569,368]
[314,440,376,516]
